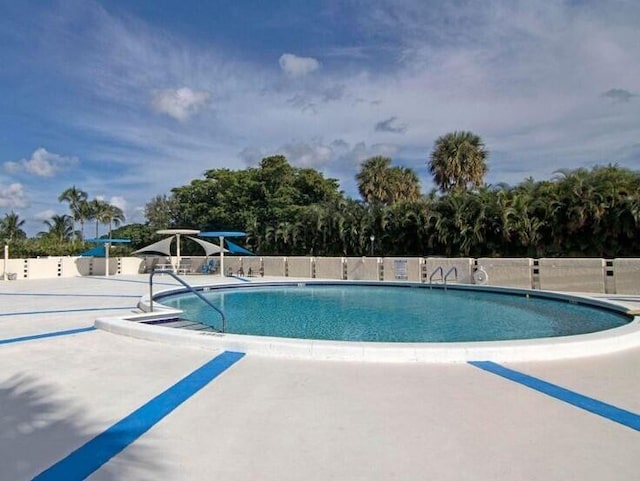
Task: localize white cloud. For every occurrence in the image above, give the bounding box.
[34,209,57,221]
[276,139,400,174]
[109,195,127,211]
[0,183,28,208]
[151,87,211,121]
[279,53,320,78]
[4,148,78,177]
[277,141,334,169]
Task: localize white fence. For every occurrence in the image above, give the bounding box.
[2,255,640,294]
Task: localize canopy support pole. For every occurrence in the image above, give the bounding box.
[219,236,225,276]
[105,242,110,277]
[175,234,181,274]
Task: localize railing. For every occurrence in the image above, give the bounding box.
[429,266,443,284]
[429,266,458,287]
[149,270,226,333]
[444,266,458,283]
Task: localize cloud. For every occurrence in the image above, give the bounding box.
[4,148,78,177]
[109,195,127,212]
[151,87,211,121]
[321,84,345,102]
[0,183,28,208]
[277,141,334,169]
[275,139,400,174]
[602,88,635,103]
[34,209,56,221]
[279,53,320,77]
[375,116,408,134]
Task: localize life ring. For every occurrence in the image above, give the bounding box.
[473,267,488,285]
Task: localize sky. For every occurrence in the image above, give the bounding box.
[1,0,639,236]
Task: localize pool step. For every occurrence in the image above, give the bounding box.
[141,317,218,332]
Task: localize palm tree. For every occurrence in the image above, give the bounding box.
[391,167,421,204]
[428,131,488,193]
[88,199,110,238]
[356,156,392,204]
[97,204,125,238]
[39,214,74,243]
[58,186,88,241]
[1,211,27,243]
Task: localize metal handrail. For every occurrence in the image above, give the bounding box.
[429,266,443,284]
[444,266,458,283]
[149,270,226,333]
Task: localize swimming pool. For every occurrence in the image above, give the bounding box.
[157,282,632,343]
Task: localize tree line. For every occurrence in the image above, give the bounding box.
[142,132,639,258]
[1,186,125,257]
[2,131,639,258]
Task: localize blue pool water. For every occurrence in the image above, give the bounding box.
[158,284,631,343]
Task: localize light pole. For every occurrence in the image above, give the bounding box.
[370,235,375,257]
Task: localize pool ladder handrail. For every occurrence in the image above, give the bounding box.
[428,266,458,287]
[149,270,226,333]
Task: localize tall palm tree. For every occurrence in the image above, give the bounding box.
[391,167,422,204]
[428,131,488,193]
[356,156,392,204]
[97,204,125,238]
[0,211,27,243]
[89,199,110,238]
[58,186,88,241]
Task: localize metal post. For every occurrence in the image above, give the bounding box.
[3,245,8,281]
[219,235,225,276]
[175,234,181,273]
[105,242,110,277]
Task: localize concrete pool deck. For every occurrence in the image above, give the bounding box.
[1,274,638,480]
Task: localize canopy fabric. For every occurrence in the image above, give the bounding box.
[156,228,200,235]
[132,236,174,256]
[199,231,246,238]
[85,238,131,244]
[79,245,105,257]
[186,236,228,256]
[226,239,254,255]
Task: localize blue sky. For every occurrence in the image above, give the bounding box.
[1,0,639,235]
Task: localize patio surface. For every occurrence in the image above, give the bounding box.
[0,275,638,481]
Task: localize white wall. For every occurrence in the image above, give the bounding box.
[382,258,423,282]
[263,257,286,277]
[2,256,640,295]
[613,258,640,295]
[476,258,533,288]
[314,257,344,279]
[344,257,380,280]
[287,257,313,278]
[538,258,605,293]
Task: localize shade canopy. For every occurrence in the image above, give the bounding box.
[199,231,246,238]
[79,245,106,257]
[156,229,200,235]
[132,237,174,256]
[132,235,227,257]
[81,238,131,258]
[186,236,228,256]
[199,231,248,276]
[85,238,131,244]
[226,239,255,255]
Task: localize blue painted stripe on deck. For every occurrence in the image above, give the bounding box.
[469,361,640,432]
[0,326,96,345]
[0,306,132,317]
[32,351,245,481]
[0,292,140,298]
